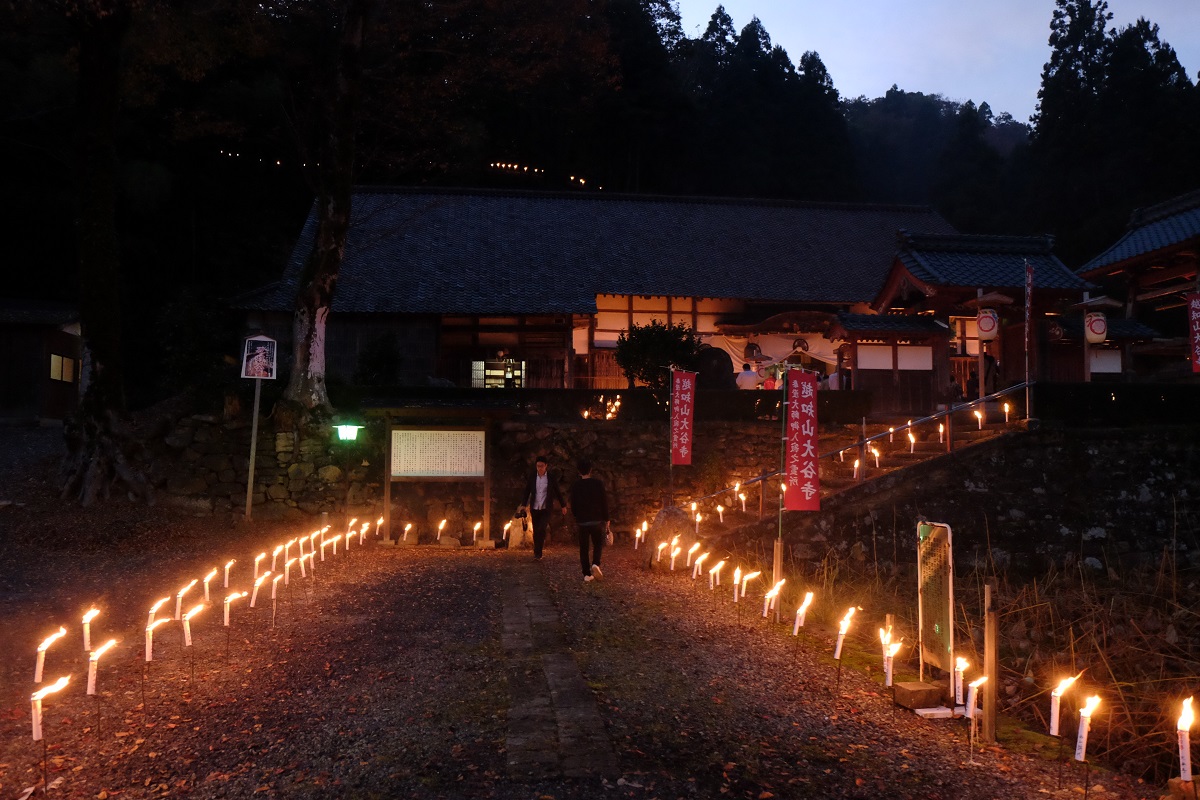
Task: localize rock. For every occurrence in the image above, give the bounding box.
[287,462,315,480]
[317,465,343,483]
[266,483,290,501]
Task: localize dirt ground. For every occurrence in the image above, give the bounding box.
[0,425,1163,799]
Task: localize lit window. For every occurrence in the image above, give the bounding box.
[50,354,76,383]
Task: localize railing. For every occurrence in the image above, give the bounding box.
[682,383,1033,517]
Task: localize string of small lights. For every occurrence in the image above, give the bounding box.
[489,161,602,190]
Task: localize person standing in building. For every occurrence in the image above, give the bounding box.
[736,363,760,389]
[520,455,568,560]
[570,459,610,582]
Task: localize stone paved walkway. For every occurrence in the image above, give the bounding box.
[501,561,618,781]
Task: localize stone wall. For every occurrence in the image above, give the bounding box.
[151,412,1200,568]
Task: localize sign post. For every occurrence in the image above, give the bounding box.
[240,335,277,521]
[669,370,696,504]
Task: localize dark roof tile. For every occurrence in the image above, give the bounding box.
[239,188,958,313]
[1080,189,1200,275]
[897,232,1087,290]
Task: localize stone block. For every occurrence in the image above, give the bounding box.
[287,462,315,480]
[894,681,945,710]
[317,465,343,483]
[166,475,208,495]
[266,483,290,501]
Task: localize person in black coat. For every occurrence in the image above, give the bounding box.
[569,459,609,582]
[519,455,568,559]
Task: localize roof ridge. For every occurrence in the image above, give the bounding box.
[350,185,940,215]
[1127,188,1200,229]
[898,230,1056,253]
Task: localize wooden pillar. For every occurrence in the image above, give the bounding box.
[983,580,998,743]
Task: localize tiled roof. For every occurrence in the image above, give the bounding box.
[896,231,1088,291]
[0,299,77,326]
[835,313,948,334]
[1079,189,1200,275]
[238,188,958,314]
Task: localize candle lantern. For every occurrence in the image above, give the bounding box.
[966,676,987,719]
[224,559,235,588]
[833,607,855,659]
[669,547,682,571]
[145,618,169,662]
[1049,674,1079,736]
[223,591,248,627]
[34,627,67,684]
[792,592,814,634]
[954,658,969,705]
[740,570,761,599]
[716,505,724,523]
[250,572,270,607]
[686,542,700,567]
[1179,696,1194,783]
[708,560,725,589]
[31,677,70,741]
[175,579,198,620]
[87,639,117,695]
[976,308,999,341]
[762,580,784,617]
[884,641,902,687]
[733,567,742,602]
[692,552,709,579]
[82,608,100,652]
[437,519,447,540]
[203,568,218,602]
[183,604,205,647]
[1075,695,1102,761]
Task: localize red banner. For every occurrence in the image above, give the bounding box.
[670,370,696,465]
[1189,293,1200,374]
[784,370,820,511]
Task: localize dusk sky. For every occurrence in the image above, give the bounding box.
[676,0,1200,123]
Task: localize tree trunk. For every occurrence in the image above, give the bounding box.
[281,0,366,420]
[60,5,153,506]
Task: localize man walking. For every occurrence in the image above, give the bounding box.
[520,455,567,560]
[570,460,609,582]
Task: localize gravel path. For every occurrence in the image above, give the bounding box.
[0,477,1161,799]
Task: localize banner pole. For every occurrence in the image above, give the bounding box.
[244,377,261,521]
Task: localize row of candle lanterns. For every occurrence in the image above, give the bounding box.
[26,515,382,744]
[647,507,1195,782]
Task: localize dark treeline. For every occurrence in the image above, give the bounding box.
[1,0,1198,408]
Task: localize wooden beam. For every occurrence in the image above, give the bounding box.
[1135,282,1194,302]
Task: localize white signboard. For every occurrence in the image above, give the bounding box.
[391,429,485,478]
[241,335,277,380]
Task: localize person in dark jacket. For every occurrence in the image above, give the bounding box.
[519,455,568,560]
[569,459,610,582]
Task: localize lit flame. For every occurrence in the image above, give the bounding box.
[273,545,283,556]
[690,502,697,512]
[956,657,969,673]
[670,535,680,548]
[766,579,785,599]
[255,551,266,564]
[203,568,218,583]
[82,608,100,625]
[738,492,746,502]
[147,618,170,633]
[974,410,982,420]
[474,522,482,532]
[838,607,856,634]
[798,592,813,613]
[1052,673,1080,698]
[32,676,70,701]
[1080,695,1101,718]
[709,560,726,575]
[734,567,742,585]
[90,639,117,661]
[879,627,892,647]
[741,570,761,589]
[688,543,700,556]
[657,542,668,554]
[225,591,248,603]
[404,523,412,532]
[694,552,709,568]
[348,518,358,528]
[37,627,67,653]
[184,604,206,621]
[734,482,740,493]
[696,512,702,523]
[969,676,988,689]
[377,517,383,526]
[224,559,236,570]
[438,519,447,530]
[149,597,170,617]
[1003,402,1010,413]
[177,579,198,599]
[938,423,944,433]
[503,521,512,532]
[670,547,681,558]
[716,504,724,514]
[887,640,903,658]
[1180,697,1195,732]
[254,573,269,588]
[641,521,648,532]
[780,482,786,493]
[908,432,915,444]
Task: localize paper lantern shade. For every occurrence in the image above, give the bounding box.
[976,308,1000,341]
[1085,312,1107,344]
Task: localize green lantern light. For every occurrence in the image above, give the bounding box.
[334,424,363,441]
